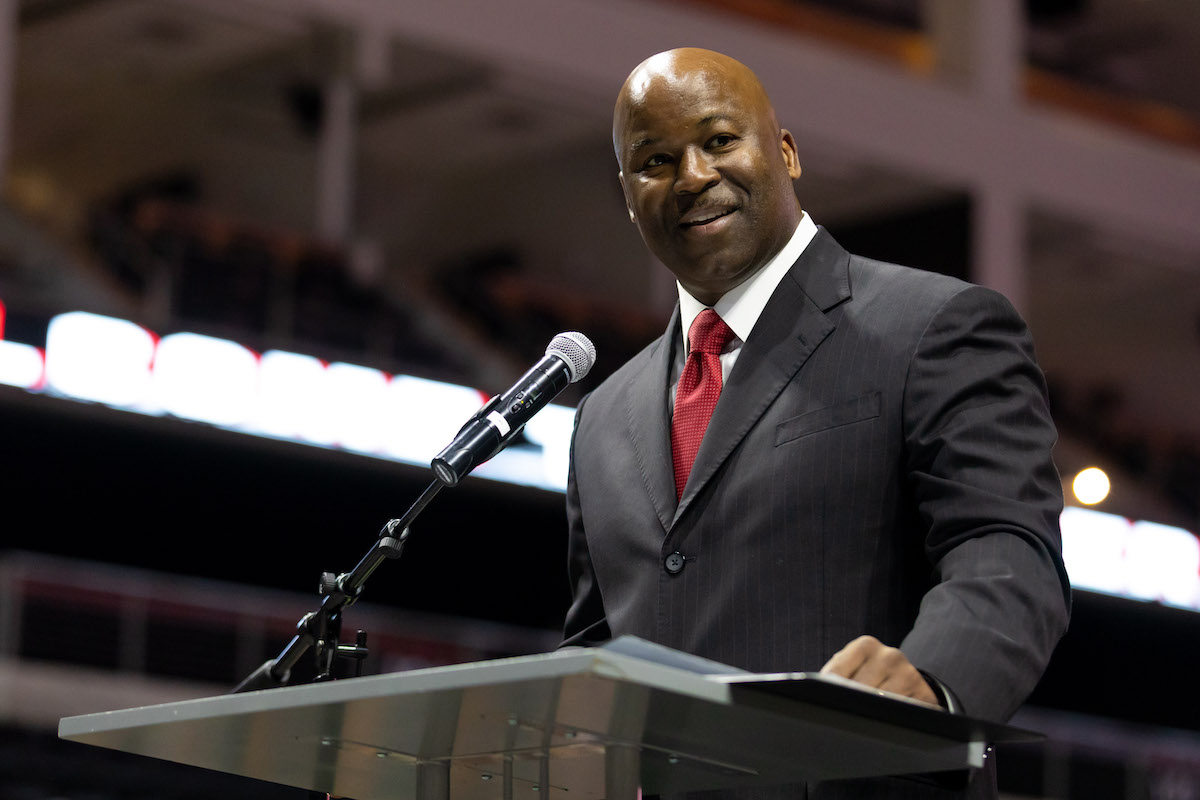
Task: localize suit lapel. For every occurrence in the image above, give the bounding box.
[671,228,852,526]
[622,304,682,532]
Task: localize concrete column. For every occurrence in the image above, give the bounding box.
[970,0,1022,103]
[0,0,18,192]
[969,0,1026,311]
[315,29,357,245]
[973,185,1027,314]
[922,0,1022,101]
[920,0,973,88]
[923,0,1027,310]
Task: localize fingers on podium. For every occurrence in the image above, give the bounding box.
[820,635,938,705]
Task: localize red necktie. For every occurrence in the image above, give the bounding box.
[671,309,734,499]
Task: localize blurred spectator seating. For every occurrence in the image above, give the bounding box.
[436,248,663,388]
[86,198,457,376]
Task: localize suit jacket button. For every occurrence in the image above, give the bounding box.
[664,552,686,574]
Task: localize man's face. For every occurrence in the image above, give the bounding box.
[614,54,802,306]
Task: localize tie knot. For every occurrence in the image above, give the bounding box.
[688,309,733,355]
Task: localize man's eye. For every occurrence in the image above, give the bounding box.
[708,134,736,148]
[641,154,670,170]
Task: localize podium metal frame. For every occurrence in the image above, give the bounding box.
[59,646,1031,800]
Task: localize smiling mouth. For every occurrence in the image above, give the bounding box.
[680,207,736,228]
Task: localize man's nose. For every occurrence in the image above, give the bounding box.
[674,147,719,195]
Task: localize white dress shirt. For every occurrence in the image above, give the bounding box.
[670,212,818,409]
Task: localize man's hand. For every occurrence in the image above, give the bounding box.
[820,635,941,706]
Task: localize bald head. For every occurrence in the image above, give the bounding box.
[610,48,802,305]
[614,48,777,159]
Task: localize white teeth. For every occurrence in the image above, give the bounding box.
[686,209,731,225]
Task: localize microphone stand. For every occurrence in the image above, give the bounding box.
[229,337,586,693]
[223,334,593,800]
[231,479,444,694]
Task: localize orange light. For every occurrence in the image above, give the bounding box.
[1072,467,1111,505]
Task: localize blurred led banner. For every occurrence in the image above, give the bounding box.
[1061,506,1200,611]
[3,301,1200,611]
[0,307,575,493]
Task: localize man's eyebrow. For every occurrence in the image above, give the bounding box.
[698,114,737,127]
[627,136,656,154]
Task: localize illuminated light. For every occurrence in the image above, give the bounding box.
[1072,467,1111,505]
[522,403,577,491]
[45,312,156,407]
[1060,506,1200,612]
[153,333,258,426]
[248,350,328,440]
[17,303,581,492]
[310,362,391,453]
[1125,520,1200,607]
[0,340,44,388]
[383,376,488,464]
[475,447,551,489]
[1060,506,1132,596]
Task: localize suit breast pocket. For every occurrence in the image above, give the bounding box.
[774,392,882,446]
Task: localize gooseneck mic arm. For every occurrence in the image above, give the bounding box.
[231,482,439,693]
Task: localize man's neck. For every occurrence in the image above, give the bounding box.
[676,211,818,347]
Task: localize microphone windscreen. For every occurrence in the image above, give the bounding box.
[548,332,596,383]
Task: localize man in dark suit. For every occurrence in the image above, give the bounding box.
[561,48,1070,797]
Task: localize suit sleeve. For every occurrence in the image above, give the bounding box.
[898,285,1071,722]
[560,393,613,648]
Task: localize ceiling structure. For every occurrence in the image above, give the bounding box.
[2,0,1199,528]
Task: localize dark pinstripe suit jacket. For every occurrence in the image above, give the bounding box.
[561,229,1070,799]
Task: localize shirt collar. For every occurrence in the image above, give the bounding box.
[677,212,818,349]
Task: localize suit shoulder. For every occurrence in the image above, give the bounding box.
[849,256,1017,318]
[850,255,968,298]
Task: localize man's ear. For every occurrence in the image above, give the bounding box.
[780,129,802,180]
[618,171,636,223]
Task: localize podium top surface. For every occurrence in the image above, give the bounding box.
[59,640,1035,800]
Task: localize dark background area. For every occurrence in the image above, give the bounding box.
[0,386,571,632]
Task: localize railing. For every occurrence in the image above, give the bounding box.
[0,551,560,728]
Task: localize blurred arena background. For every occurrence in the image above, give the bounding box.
[1,1,1200,798]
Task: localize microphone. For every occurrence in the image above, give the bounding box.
[431,331,596,486]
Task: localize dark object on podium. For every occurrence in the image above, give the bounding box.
[59,638,1037,800]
